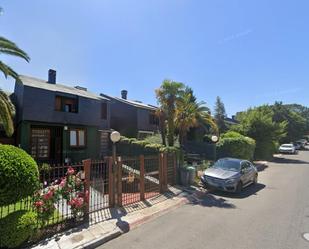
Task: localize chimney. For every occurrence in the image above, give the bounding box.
[121,90,128,100]
[75,86,87,91]
[48,69,56,84]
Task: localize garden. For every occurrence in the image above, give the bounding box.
[0,144,88,248]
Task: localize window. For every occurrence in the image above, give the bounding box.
[55,96,78,113]
[149,113,159,125]
[101,103,107,119]
[69,129,86,147]
[31,128,50,159]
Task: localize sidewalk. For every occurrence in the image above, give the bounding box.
[29,186,196,249]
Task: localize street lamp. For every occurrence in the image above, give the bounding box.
[110,131,121,206]
[211,135,219,161]
[110,131,121,163]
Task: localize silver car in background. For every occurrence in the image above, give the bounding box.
[201,158,258,193]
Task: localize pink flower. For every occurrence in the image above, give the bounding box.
[59,178,66,187]
[34,200,44,207]
[67,167,75,175]
[43,190,54,200]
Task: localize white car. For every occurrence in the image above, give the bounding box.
[279,144,296,154]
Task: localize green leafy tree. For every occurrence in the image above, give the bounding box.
[155,79,185,146]
[271,102,306,143]
[214,96,227,134]
[233,106,287,160]
[175,92,217,145]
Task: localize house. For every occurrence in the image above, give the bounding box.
[224,115,239,126]
[100,90,159,139]
[13,70,111,164]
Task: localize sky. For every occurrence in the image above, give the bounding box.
[1,0,309,116]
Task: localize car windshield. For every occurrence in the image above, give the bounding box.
[281,144,293,148]
[212,159,241,172]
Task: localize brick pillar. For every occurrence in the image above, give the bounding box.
[107,157,115,207]
[117,157,123,206]
[173,152,177,185]
[140,155,145,201]
[163,153,168,192]
[159,153,164,193]
[82,159,91,219]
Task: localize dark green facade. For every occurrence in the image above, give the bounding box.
[18,121,101,164]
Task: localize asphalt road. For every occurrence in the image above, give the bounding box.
[100,150,309,249]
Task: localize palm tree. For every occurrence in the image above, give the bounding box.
[155,79,185,146]
[175,92,218,146]
[0,35,30,136]
[155,107,167,146]
[0,90,15,136]
[0,36,30,80]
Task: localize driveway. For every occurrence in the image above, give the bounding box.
[99,150,309,249]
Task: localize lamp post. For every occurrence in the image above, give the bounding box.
[211,135,219,161]
[110,131,121,206]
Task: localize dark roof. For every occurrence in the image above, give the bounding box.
[19,75,109,101]
[100,93,157,111]
[224,117,239,124]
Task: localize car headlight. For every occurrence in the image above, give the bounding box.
[225,178,238,185]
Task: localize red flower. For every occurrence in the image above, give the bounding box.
[67,167,75,175]
[34,200,44,207]
[43,190,54,200]
[59,178,66,187]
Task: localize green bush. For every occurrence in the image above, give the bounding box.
[118,136,179,156]
[0,210,37,248]
[0,145,39,206]
[216,132,256,160]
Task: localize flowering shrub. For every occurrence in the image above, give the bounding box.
[33,167,88,223]
[33,185,59,222]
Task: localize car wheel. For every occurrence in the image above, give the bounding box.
[236,182,243,193]
[253,174,258,184]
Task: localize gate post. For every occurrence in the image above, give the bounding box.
[159,153,164,193]
[163,153,168,192]
[107,157,115,207]
[82,159,91,219]
[173,152,177,185]
[140,155,145,201]
[117,157,123,206]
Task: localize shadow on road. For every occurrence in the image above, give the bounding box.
[210,183,266,199]
[256,164,268,172]
[272,157,308,164]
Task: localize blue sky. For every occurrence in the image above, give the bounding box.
[1,0,308,116]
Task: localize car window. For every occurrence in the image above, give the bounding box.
[241,161,251,170]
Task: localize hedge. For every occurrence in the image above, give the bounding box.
[0,145,39,206]
[0,210,37,248]
[117,136,179,156]
[216,132,256,160]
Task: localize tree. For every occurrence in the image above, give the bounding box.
[0,23,30,136]
[155,80,185,146]
[0,36,30,80]
[155,107,167,146]
[271,102,307,142]
[175,92,217,145]
[0,90,15,136]
[214,96,227,134]
[233,106,287,160]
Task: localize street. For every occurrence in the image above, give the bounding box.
[100,150,309,249]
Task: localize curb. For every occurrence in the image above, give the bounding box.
[129,197,189,230]
[77,230,122,249]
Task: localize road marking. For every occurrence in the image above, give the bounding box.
[303,233,309,242]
